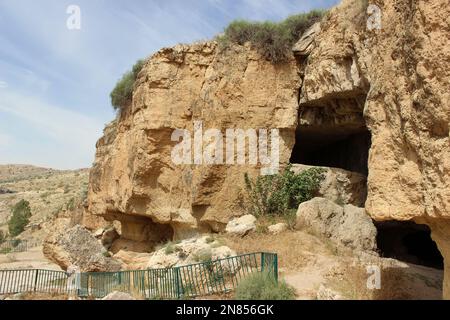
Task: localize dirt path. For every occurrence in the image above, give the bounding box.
[0,246,62,270]
[283,254,340,299]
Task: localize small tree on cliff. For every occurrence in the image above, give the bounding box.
[110,59,145,111]
[8,199,32,237]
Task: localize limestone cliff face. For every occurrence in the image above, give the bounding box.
[297,0,449,297]
[88,0,449,297]
[88,42,300,242]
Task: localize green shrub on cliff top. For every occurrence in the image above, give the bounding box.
[218,10,325,63]
[110,59,145,111]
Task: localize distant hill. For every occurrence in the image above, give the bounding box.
[0,164,89,242]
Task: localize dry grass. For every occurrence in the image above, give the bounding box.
[223,230,335,272]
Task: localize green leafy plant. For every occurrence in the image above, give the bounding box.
[165,242,176,255]
[235,272,296,300]
[8,199,32,237]
[244,165,325,218]
[110,59,145,111]
[218,10,325,63]
[193,248,213,263]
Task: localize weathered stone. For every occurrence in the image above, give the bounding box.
[298,0,449,297]
[292,22,321,56]
[87,41,300,247]
[296,197,377,252]
[81,0,450,298]
[267,223,288,235]
[43,224,122,272]
[225,215,257,237]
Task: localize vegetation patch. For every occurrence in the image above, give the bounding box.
[110,59,145,111]
[217,10,325,63]
[235,272,296,300]
[193,248,213,263]
[8,199,32,237]
[244,165,325,220]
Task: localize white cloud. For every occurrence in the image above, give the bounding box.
[0,89,105,163]
[0,81,7,89]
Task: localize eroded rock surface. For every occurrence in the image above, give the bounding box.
[296,0,449,297]
[88,42,300,245]
[296,197,377,252]
[43,224,122,272]
[84,0,450,298]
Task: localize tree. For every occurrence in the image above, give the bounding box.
[8,199,32,237]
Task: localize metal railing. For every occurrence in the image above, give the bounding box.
[0,240,28,254]
[0,252,278,299]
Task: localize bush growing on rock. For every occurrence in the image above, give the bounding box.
[235,272,295,300]
[0,230,5,243]
[218,10,325,63]
[8,199,32,237]
[110,59,145,111]
[244,165,325,218]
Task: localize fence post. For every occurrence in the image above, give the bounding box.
[174,267,181,299]
[261,252,265,272]
[33,269,39,292]
[273,253,278,283]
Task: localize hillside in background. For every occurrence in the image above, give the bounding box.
[0,165,89,242]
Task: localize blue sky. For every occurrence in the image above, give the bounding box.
[0,0,339,170]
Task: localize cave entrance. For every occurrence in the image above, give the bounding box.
[290,126,371,175]
[105,212,174,253]
[376,221,444,269]
[290,100,371,176]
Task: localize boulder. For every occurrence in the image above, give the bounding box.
[225,215,257,237]
[267,223,288,235]
[43,224,122,272]
[296,197,377,252]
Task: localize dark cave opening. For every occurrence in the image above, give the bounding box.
[290,125,371,176]
[376,221,444,270]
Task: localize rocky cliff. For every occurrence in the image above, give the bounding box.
[88,42,299,245]
[86,0,449,297]
[297,0,449,297]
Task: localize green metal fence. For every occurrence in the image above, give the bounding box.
[0,240,28,254]
[0,252,278,299]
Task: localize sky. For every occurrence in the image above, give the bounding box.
[0,0,339,170]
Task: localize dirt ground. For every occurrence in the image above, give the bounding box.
[0,246,62,271]
[0,231,444,300]
[223,230,444,300]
